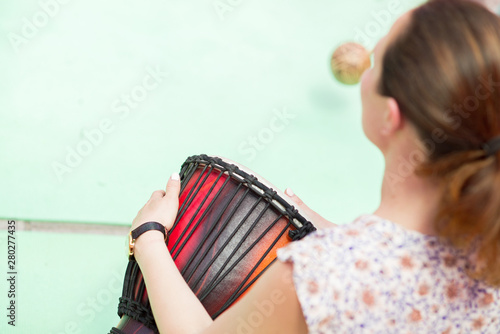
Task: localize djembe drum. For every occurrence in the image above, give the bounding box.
[109,154,316,334]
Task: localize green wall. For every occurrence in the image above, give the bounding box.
[0,0,423,332]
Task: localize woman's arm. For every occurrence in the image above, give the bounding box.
[203,260,307,334]
[131,174,308,334]
[134,232,213,333]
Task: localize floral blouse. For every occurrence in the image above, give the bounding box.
[277,214,500,334]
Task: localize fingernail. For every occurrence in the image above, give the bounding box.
[171,172,180,181]
[285,188,294,197]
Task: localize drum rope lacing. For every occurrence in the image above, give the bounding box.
[113,154,316,333]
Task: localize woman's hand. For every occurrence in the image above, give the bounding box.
[130,173,181,246]
[284,188,335,229]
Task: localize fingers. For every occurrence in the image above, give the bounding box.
[285,187,314,221]
[150,190,166,200]
[160,173,181,228]
[146,173,180,204]
[285,188,307,210]
[131,174,181,232]
[284,187,333,229]
[164,172,181,202]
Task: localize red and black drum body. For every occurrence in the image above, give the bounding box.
[110,154,315,334]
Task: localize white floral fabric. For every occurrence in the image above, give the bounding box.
[277,214,500,334]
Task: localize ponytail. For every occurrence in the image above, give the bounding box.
[417,149,500,285]
[379,0,500,286]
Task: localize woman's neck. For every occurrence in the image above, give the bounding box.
[373,154,442,236]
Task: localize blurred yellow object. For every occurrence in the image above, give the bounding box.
[331,42,372,85]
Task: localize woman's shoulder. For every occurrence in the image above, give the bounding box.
[277,214,417,292]
[278,213,477,284]
[277,214,500,333]
[278,214,424,261]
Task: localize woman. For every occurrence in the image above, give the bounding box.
[129,0,500,332]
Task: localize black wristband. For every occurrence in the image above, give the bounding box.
[128,222,167,258]
[131,221,167,240]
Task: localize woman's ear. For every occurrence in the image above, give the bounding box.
[381,97,402,136]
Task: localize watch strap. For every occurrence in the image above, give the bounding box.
[128,221,167,258]
[131,221,166,240]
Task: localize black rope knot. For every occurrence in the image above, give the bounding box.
[245,174,257,186]
[263,189,277,202]
[288,221,316,241]
[199,154,210,161]
[285,206,299,218]
[225,164,238,175]
[118,297,159,333]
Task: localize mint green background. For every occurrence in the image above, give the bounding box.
[0,0,423,332]
[0,229,126,334]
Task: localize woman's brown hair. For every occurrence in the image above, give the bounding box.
[378,0,500,285]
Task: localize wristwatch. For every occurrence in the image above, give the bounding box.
[128,221,167,257]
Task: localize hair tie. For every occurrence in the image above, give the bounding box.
[482,136,500,157]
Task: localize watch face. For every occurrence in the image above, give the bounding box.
[128,232,135,256]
